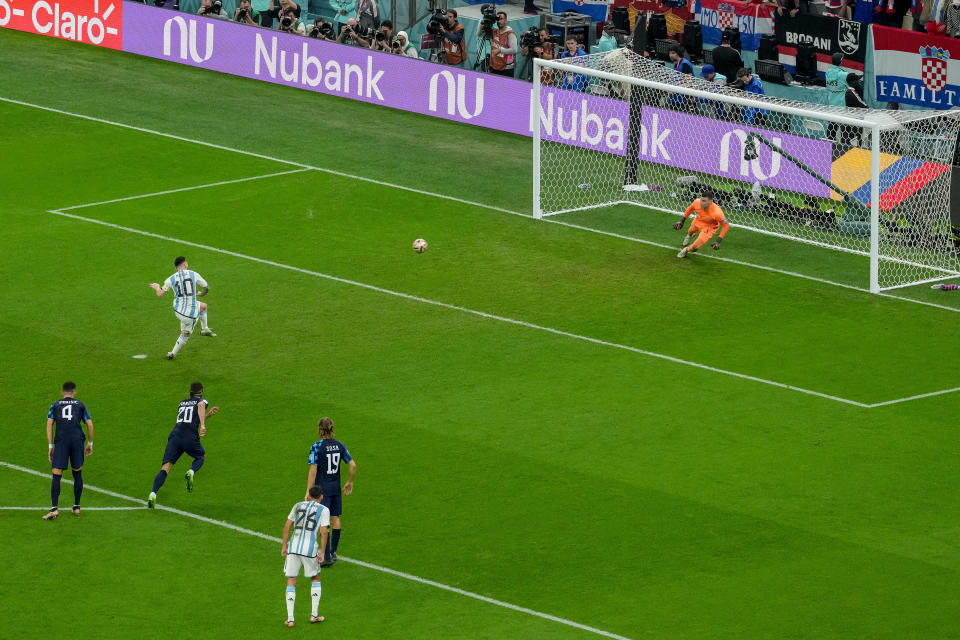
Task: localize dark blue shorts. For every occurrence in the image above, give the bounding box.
[52,439,84,470]
[162,431,205,465]
[321,492,342,517]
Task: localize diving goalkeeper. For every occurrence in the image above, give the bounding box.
[673,191,730,259]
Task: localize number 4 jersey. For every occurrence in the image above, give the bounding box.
[162,270,208,319]
[47,399,91,442]
[308,439,352,496]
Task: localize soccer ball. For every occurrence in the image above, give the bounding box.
[412,238,428,253]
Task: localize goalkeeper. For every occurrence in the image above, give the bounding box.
[673,191,730,258]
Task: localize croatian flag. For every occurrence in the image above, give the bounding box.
[697,0,775,51]
[874,24,960,109]
[551,0,610,22]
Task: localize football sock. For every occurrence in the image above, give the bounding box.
[72,470,83,505]
[199,311,209,331]
[285,586,296,621]
[331,528,342,554]
[310,582,321,616]
[152,470,168,493]
[190,457,204,474]
[171,334,189,356]
[51,474,62,508]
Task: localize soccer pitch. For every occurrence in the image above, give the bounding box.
[2,27,960,639]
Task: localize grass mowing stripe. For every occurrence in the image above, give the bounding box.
[1,461,633,640]
[5,94,958,316]
[54,169,311,211]
[48,207,871,408]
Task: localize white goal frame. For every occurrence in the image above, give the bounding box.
[531,55,960,294]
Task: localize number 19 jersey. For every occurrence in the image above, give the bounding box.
[307,439,352,497]
[162,270,208,319]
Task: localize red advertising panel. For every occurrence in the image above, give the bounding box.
[0,0,122,49]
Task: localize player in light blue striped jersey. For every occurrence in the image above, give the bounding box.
[149,256,216,360]
[281,485,330,627]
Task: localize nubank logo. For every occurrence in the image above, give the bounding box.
[163,15,213,63]
[428,70,484,120]
[719,130,782,181]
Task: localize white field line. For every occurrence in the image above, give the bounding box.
[54,169,311,211]
[0,506,145,511]
[48,207,870,408]
[0,461,633,640]
[866,385,960,408]
[4,95,960,316]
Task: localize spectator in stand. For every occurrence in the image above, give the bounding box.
[668,44,694,111]
[356,0,378,32]
[700,63,726,85]
[198,0,229,20]
[439,9,467,67]
[944,0,960,35]
[777,0,801,17]
[395,31,419,58]
[733,67,767,126]
[330,0,355,38]
[712,31,743,85]
[831,0,856,18]
[561,37,588,91]
[484,12,518,77]
[874,0,911,26]
[338,17,370,46]
[523,0,539,15]
[594,22,618,53]
[845,73,867,107]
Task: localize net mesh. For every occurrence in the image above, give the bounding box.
[534,49,960,291]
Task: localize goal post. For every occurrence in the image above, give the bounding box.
[531,50,960,292]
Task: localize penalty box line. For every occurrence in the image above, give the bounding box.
[0,461,633,640]
[3,95,959,317]
[47,206,870,408]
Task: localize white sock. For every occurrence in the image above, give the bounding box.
[285,586,296,621]
[171,334,189,355]
[310,581,321,616]
[199,311,209,331]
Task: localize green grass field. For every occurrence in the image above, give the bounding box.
[2,27,960,639]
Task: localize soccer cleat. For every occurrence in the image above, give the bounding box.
[320,557,334,568]
[185,469,194,492]
[330,552,338,562]
[310,616,325,624]
[284,620,295,628]
[677,248,688,259]
[166,352,175,360]
[72,505,81,516]
[42,509,59,520]
[147,492,157,509]
[682,234,692,247]
[200,329,217,337]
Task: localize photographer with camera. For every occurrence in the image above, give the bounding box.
[518,28,556,82]
[198,0,229,20]
[308,17,335,40]
[370,19,395,52]
[234,0,261,26]
[337,17,371,47]
[278,5,305,34]
[436,9,467,67]
[393,30,419,58]
[479,10,518,77]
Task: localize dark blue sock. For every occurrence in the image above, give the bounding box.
[51,474,62,508]
[72,470,83,506]
[331,528,342,553]
[152,470,168,493]
[190,457,204,473]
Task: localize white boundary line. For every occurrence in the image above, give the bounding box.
[0,461,633,640]
[0,506,146,510]
[4,95,960,315]
[48,207,871,408]
[866,385,960,408]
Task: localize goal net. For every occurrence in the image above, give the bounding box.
[532,49,960,292]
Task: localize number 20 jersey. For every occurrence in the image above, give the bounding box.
[173,397,209,438]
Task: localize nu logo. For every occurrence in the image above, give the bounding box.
[163,16,214,63]
[718,130,782,181]
[428,70,484,120]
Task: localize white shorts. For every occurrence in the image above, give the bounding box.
[284,553,320,578]
[175,311,198,333]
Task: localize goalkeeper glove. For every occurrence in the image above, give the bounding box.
[673,220,684,231]
[712,237,723,250]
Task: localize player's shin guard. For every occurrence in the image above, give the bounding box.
[310,582,321,616]
[72,470,83,505]
[190,457,204,474]
[171,334,189,356]
[331,528,342,554]
[285,585,296,621]
[152,470,168,493]
[199,311,209,331]
[51,474,62,509]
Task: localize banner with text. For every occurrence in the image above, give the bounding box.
[696,0,774,51]
[873,24,960,109]
[0,0,122,48]
[775,13,866,77]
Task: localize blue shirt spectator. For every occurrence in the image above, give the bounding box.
[561,38,587,91]
[735,68,768,125]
